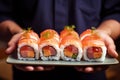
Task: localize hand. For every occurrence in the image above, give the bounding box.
[5,32,23,54]
[0,20,23,41]
[5,32,55,71]
[95,30,118,58]
[14,65,55,71]
[74,66,108,73]
[1,20,54,71]
[75,30,118,73]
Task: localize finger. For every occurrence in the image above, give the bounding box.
[75,66,94,73]
[74,67,84,72]
[35,66,55,71]
[14,65,34,71]
[95,30,118,58]
[104,36,118,58]
[84,66,108,73]
[107,43,118,58]
[5,32,24,54]
[44,66,55,71]
[84,67,94,73]
[75,66,109,73]
[95,66,108,71]
[14,65,55,71]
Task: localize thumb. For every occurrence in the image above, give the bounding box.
[104,35,118,58]
[5,32,23,54]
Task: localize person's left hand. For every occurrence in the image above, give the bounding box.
[74,30,118,73]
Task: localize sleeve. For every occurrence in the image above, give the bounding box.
[101,0,120,22]
[0,0,13,22]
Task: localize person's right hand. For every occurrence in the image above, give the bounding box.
[0,20,23,41]
[5,32,55,71]
[1,20,55,71]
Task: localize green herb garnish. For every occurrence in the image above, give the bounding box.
[42,31,50,39]
[91,27,96,33]
[64,25,75,31]
[72,54,78,59]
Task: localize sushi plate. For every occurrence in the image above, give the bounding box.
[6,53,119,66]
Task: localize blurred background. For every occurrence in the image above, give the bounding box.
[0,41,12,80]
[0,39,120,80]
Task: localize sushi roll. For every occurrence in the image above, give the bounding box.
[60,25,79,40]
[80,28,107,62]
[17,29,40,60]
[39,29,60,61]
[60,26,83,61]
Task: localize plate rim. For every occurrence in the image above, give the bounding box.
[6,54,119,66]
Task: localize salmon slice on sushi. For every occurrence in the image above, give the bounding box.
[80,28,107,62]
[60,25,83,61]
[39,29,60,61]
[17,28,39,60]
[60,25,80,40]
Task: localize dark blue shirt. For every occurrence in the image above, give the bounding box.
[1,0,120,80]
[0,0,120,34]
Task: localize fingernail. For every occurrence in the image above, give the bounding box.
[114,51,118,57]
[26,66,34,71]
